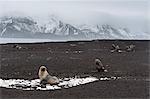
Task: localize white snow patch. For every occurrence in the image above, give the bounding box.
[0,76,121,91]
[13,25,21,31]
[0,76,99,90]
[1,28,6,36]
[1,19,13,24]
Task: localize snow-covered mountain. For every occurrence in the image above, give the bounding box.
[44,16,82,36]
[79,24,132,39]
[0,16,149,40]
[0,16,42,38]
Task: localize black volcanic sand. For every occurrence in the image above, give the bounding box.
[0,40,149,99]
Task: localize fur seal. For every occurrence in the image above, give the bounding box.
[95,58,108,72]
[126,44,135,52]
[38,66,59,85]
[111,44,123,53]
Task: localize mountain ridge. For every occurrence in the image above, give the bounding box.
[0,16,149,40]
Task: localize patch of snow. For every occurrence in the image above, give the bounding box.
[1,28,6,36]
[118,29,131,38]
[108,29,120,38]
[1,18,13,24]
[0,76,98,90]
[13,25,21,31]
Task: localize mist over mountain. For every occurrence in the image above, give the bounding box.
[0,16,149,40]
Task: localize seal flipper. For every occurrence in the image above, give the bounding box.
[40,79,47,87]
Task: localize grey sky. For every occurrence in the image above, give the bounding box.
[0,0,149,33]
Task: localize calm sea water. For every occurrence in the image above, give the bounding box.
[0,38,68,44]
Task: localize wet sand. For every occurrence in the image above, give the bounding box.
[0,40,149,99]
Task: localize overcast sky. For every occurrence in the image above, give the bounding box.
[0,0,149,33]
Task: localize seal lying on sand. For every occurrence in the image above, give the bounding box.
[95,58,108,72]
[111,44,122,53]
[38,66,59,85]
[126,44,135,52]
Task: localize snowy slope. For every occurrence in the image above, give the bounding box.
[44,16,82,36]
[0,16,41,37]
[0,16,149,40]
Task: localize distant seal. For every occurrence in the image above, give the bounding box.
[95,58,108,72]
[126,44,135,52]
[38,66,59,85]
[111,44,123,53]
[12,44,22,49]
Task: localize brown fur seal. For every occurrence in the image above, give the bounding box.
[38,66,59,85]
[95,58,107,72]
[126,44,135,52]
[111,44,123,53]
